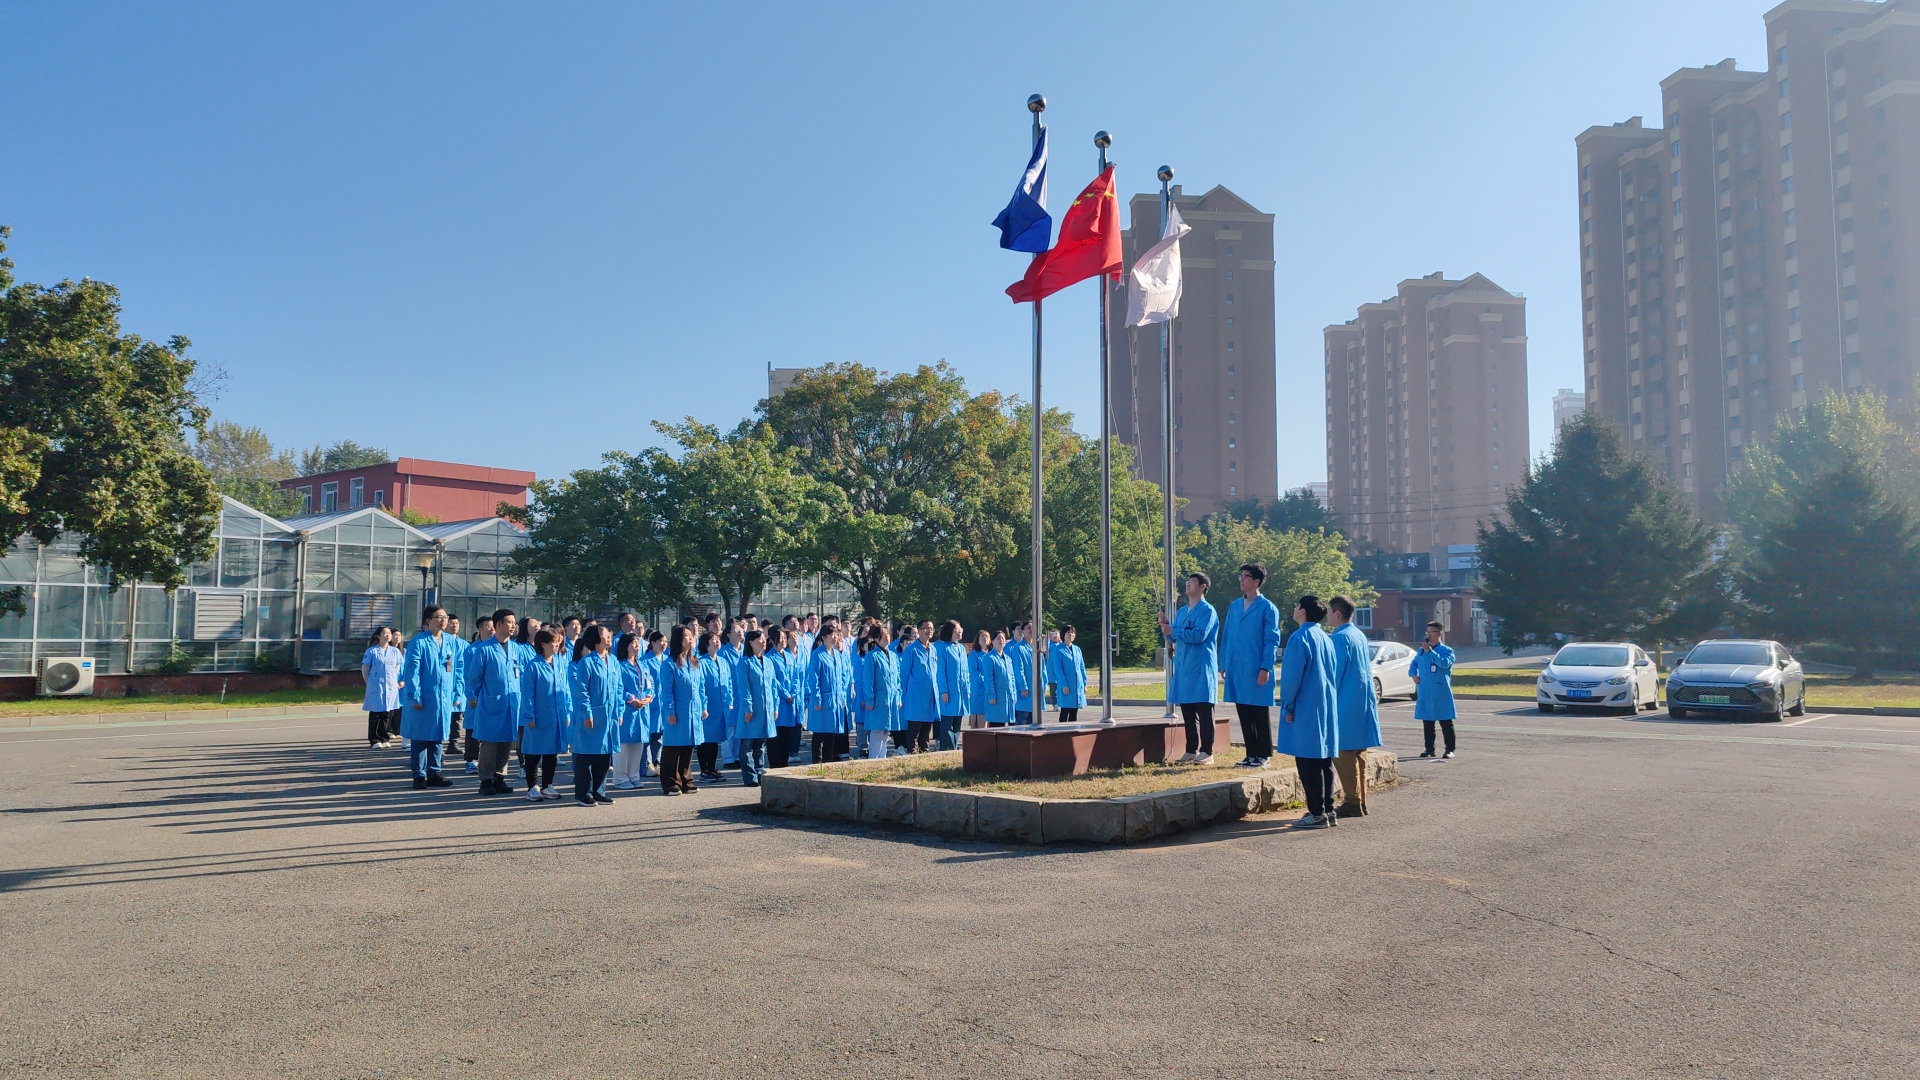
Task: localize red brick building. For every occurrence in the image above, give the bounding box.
[279,458,534,523]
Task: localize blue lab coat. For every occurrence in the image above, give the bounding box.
[806,646,854,734]
[518,654,572,756]
[361,645,403,713]
[773,649,802,728]
[1410,643,1458,721]
[399,630,457,742]
[1221,594,1282,707]
[659,658,713,747]
[719,642,748,737]
[462,637,523,744]
[1047,642,1088,709]
[568,652,624,755]
[934,640,970,718]
[1167,601,1221,705]
[1331,622,1383,751]
[446,636,470,709]
[1277,622,1340,760]
[639,650,666,739]
[700,651,734,744]
[859,646,905,732]
[967,650,995,714]
[737,654,780,741]
[899,641,939,723]
[981,650,1017,725]
[1007,639,1037,714]
[617,658,653,745]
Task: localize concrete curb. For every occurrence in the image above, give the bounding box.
[0,702,364,731]
[1450,692,1920,717]
[759,749,1399,845]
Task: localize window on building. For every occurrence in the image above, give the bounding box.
[1228,486,1236,496]
[1228,413,1236,425]
[1226,294,1234,304]
[295,486,312,514]
[1225,270,1233,281]
[320,482,339,513]
[373,489,386,509]
[1353,607,1373,630]
[349,477,364,509]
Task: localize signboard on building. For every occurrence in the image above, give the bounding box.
[347,594,395,639]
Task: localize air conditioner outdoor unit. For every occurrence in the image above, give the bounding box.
[39,656,96,697]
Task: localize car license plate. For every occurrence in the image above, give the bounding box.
[1700,694,1731,705]
[1566,689,1592,698]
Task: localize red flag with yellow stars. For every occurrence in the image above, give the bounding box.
[1006,166,1122,304]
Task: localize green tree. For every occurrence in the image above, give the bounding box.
[300,439,389,474]
[192,420,304,517]
[1724,389,1920,553]
[1736,454,1920,679]
[1218,488,1339,536]
[502,453,684,617]
[1477,411,1718,648]
[1182,514,1375,636]
[650,419,840,621]
[0,226,220,589]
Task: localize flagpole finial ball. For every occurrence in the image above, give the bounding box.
[1094,131,1111,149]
[1157,165,1174,182]
[1027,94,1046,114]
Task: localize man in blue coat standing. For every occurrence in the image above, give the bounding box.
[1278,596,1341,829]
[400,605,459,790]
[1411,620,1458,759]
[464,608,525,796]
[1326,595,1382,818]
[1220,563,1282,768]
[1159,572,1220,763]
[1007,622,1039,725]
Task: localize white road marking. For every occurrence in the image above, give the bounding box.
[1780,714,1831,727]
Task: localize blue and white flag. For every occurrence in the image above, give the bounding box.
[991,128,1051,253]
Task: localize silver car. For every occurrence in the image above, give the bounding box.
[1367,640,1418,702]
[1666,639,1807,721]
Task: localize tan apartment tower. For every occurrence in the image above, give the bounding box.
[1576,0,1920,521]
[1106,184,1277,520]
[1324,273,1530,553]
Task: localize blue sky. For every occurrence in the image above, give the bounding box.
[1,1,1770,489]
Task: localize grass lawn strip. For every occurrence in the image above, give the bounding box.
[0,685,366,718]
[803,746,1261,800]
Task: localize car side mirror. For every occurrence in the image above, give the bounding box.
[1635,658,1650,667]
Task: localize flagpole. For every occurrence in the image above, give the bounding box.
[1095,130,1114,724]
[1158,165,1176,720]
[1028,94,1048,726]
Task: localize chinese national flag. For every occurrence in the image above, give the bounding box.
[1006,166,1122,304]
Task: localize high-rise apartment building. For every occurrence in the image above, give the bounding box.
[1107,184,1277,521]
[1553,388,1586,433]
[1325,273,1530,553]
[1577,0,1920,520]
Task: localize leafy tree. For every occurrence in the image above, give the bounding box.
[1477,411,1717,648]
[1218,488,1338,536]
[502,453,684,617]
[300,439,389,474]
[394,507,440,527]
[757,362,1002,617]
[192,420,303,517]
[1724,389,1920,553]
[1182,514,1375,637]
[0,226,219,589]
[649,419,840,621]
[1736,454,1920,679]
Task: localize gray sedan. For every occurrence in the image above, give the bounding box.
[1666,639,1807,721]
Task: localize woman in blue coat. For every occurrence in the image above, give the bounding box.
[981,630,1017,727]
[400,607,459,788]
[1278,596,1341,830]
[567,625,623,807]
[858,625,904,760]
[932,621,970,750]
[899,625,939,752]
[965,630,994,729]
[766,627,801,769]
[805,623,854,762]
[1008,623,1037,723]
[696,632,733,783]
[1220,564,1283,766]
[655,626,708,795]
[1160,572,1221,763]
[518,628,572,801]
[1327,597,1382,817]
[640,631,668,779]
[1410,621,1458,758]
[361,627,403,748]
[1045,625,1089,722]
[610,632,655,790]
[736,630,781,786]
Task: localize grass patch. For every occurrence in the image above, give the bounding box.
[0,686,366,718]
[802,745,1259,800]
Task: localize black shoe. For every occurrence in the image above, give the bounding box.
[1419,750,1436,758]
[742,780,760,788]
[723,760,741,769]
[494,779,515,793]
[592,793,614,804]
[413,777,428,790]
[426,774,453,788]
[576,797,596,807]
[1335,802,1365,818]
[477,778,496,796]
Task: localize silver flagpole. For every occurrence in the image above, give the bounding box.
[1158,165,1176,720]
[1028,94,1047,726]
[1095,130,1114,724]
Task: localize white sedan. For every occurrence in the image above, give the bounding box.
[1536,642,1661,714]
[1367,640,1418,702]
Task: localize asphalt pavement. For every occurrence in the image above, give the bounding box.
[1,698,1916,1078]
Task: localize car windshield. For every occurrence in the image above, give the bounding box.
[1553,645,1629,668]
[1368,643,1388,658]
[1684,643,1771,667]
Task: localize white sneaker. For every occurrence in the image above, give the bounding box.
[1291,812,1328,830]
[1193,753,1215,766]
[1176,753,1198,764]
[542,786,563,800]
[525,785,544,802]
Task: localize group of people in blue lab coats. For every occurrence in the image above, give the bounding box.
[372,600,1119,804]
[1159,561,1449,830]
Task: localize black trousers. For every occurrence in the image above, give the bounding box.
[1423,720,1457,754]
[812,732,845,763]
[907,721,935,752]
[1058,708,1080,723]
[1179,702,1215,755]
[1237,704,1273,759]
[523,753,557,788]
[572,753,611,802]
[696,742,719,775]
[769,727,797,769]
[367,710,396,745]
[1296,755,1335,816]
[659,745,695,793]
[463,728,481,762]
[446,711,464,750]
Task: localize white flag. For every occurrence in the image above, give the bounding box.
[1125,204,1190,327]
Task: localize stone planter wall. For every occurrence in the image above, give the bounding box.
[759,750,1399,845]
